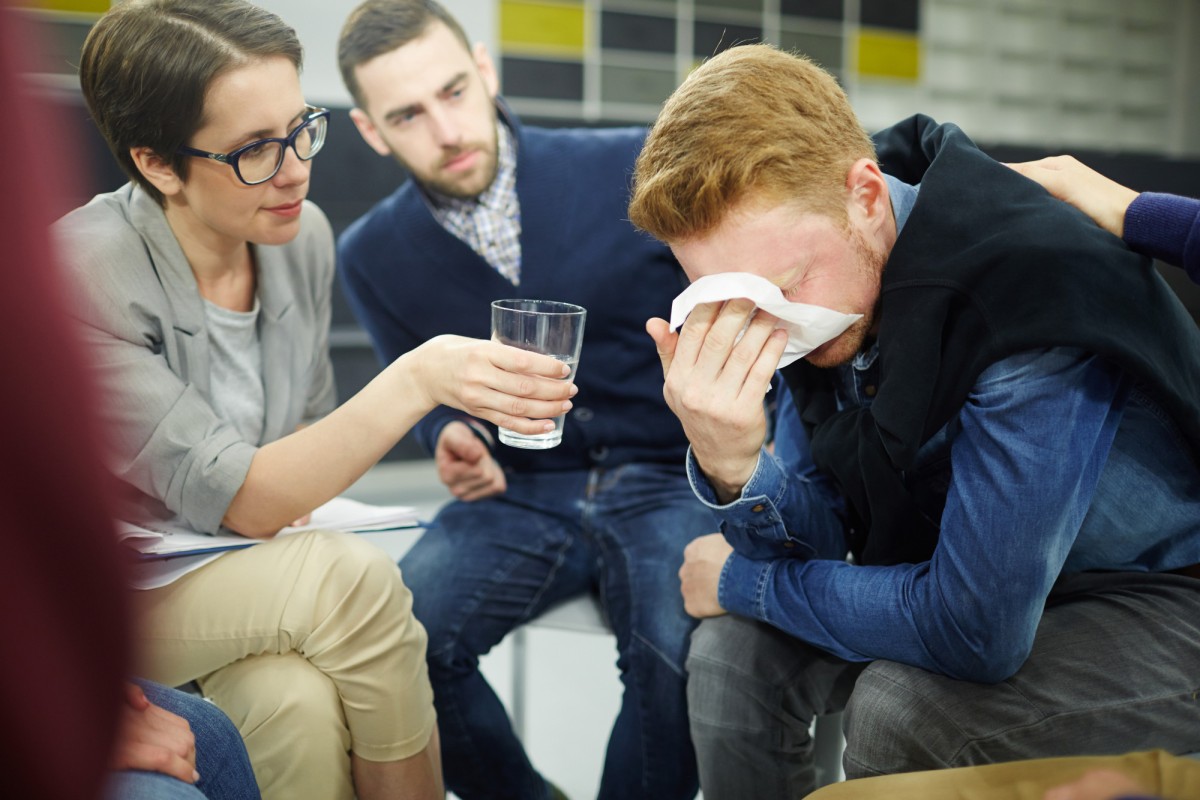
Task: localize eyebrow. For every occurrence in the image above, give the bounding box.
[234,107,309,145]
[382,71,469,125]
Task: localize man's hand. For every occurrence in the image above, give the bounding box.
[436,421,507,502]
[110,682,199,784]
[648,299,787,502]
[679,533,735,618]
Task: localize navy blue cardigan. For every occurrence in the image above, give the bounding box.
[338,113,690,472]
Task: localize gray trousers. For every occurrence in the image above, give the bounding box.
[686,571,1200,799]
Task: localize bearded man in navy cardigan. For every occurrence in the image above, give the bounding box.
[336,2,713,798]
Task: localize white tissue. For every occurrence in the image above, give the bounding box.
[669,273,862,368]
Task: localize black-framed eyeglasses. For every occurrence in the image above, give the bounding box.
[177,107,331,186]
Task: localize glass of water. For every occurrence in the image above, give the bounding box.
[491,299,586,449]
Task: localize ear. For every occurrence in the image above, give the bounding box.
[129,147,184,198]
[473,42,500,99]
[844,158,890,234]
[349,107,392,157]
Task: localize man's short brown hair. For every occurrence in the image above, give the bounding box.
[629,43,876,243]
[338,0,472,110]
[79,0,303,206]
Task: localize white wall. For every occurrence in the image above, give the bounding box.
[255,0,496,108]
[264,0,1200,156]
[850,0,1200,156]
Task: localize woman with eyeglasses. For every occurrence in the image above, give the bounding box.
[54,2,576,799]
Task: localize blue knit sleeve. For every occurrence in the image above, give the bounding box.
[1123,192,1200,283]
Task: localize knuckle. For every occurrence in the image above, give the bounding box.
[678,390,703,413]
[728,346,754,367]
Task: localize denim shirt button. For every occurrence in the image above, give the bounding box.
[573,407,594,422]
[783,541,795,549]
[589,445,609,462]
[751,503,765,513]
[864,385,877,397]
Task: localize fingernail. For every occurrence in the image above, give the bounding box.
[561,401,572,411]
[569,384,579,396]
[544,420,556,431]
[192,771,201,783]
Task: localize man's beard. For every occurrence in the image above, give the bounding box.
[804,230,886,368]
[393,130,500,200]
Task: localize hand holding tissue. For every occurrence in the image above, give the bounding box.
[669,273,862,368]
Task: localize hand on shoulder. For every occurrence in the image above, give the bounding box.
[1006,155,1138,239]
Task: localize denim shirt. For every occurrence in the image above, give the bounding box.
[689,177,1200,682]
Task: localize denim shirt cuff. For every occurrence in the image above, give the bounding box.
[718,551,776,621]
[686,446,795,547]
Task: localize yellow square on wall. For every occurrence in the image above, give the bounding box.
[500,0,586,58]
[19,0,110,12]
[855,28,920,81]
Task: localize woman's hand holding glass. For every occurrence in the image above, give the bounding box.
[410,335,577,434]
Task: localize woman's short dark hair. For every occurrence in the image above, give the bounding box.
[79,0,304,205]
[338,0,471,110]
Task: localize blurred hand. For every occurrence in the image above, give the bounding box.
[411,335,576,436]
[436,421,507,502]
[647,300,786,503]
[679,533,734,618]
[110,682,199,784]
[1006,155,1139,239]
[1042,768,1151,800]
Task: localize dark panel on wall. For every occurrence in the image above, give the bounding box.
[501,57,584,101]
[698,0,762,11]
[860,0,919,31]
[780,0,844,22]
[693,20,762,58]
[601,10,675,54]
[601,64,677,105]
[30,17,92,75]
[780,28,843,71]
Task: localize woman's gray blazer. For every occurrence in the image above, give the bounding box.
[55,184,337,534]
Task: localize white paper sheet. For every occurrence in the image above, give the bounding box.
[119,497,421,589]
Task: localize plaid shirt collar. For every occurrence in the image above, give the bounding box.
[422,118,522,283]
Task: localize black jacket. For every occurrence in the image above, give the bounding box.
[782,115,1200,566]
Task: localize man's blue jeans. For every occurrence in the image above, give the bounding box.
[400,463,715,800]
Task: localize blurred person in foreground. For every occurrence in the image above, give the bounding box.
[2,6,262,799]
[0,5,130,797]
